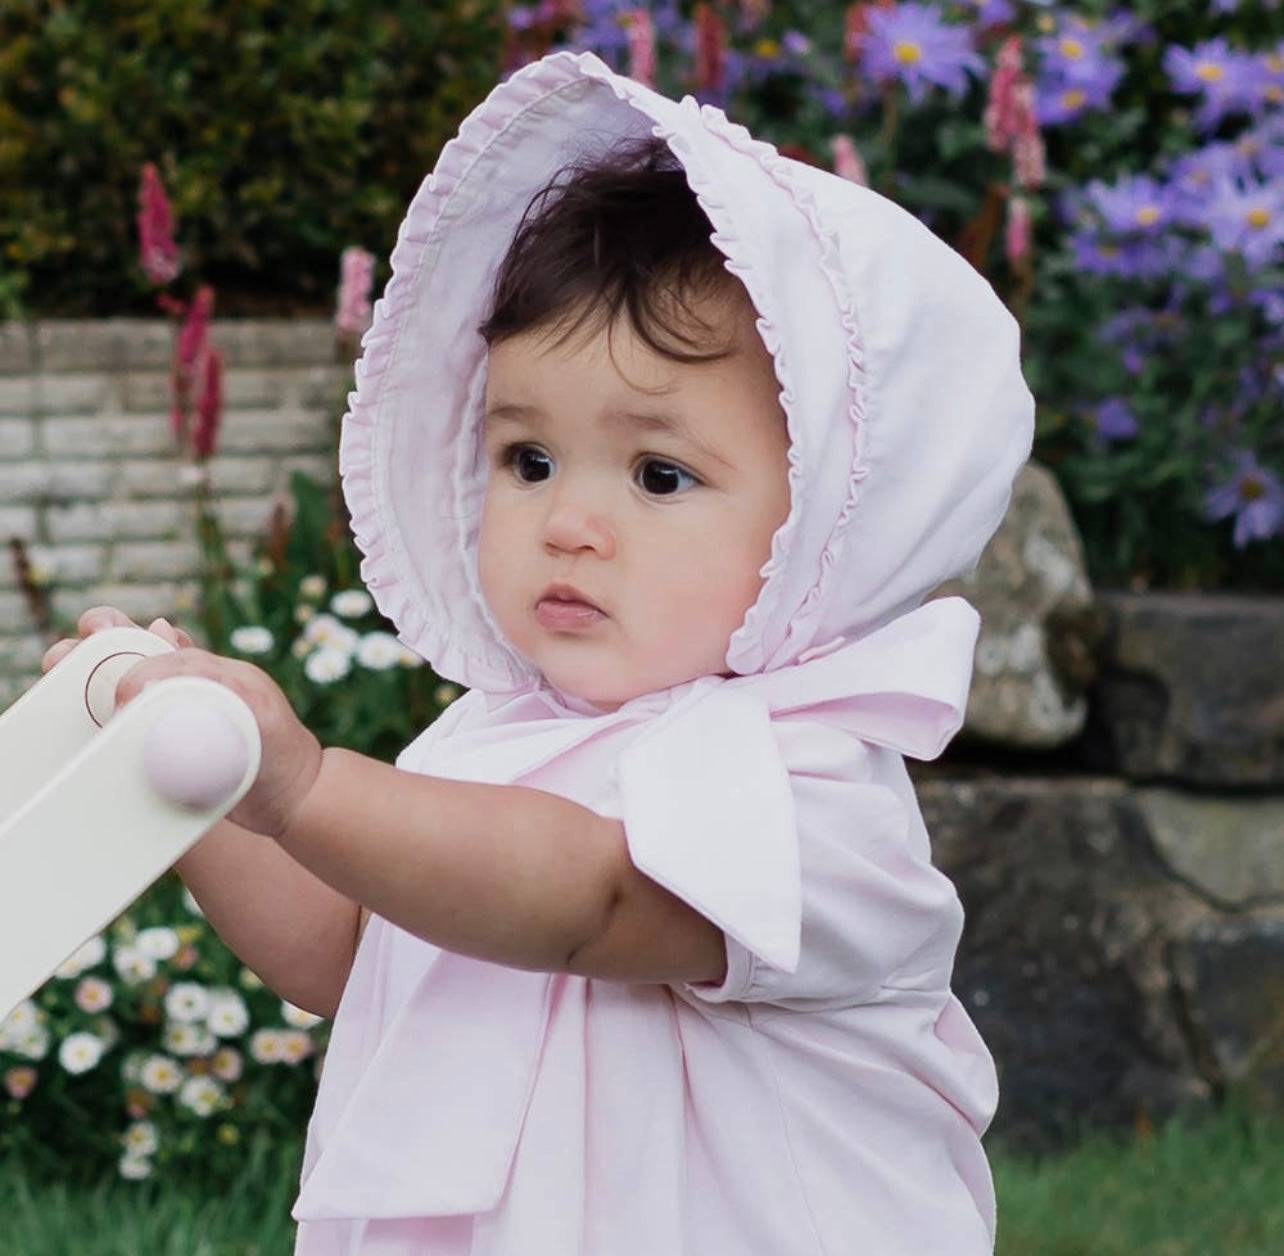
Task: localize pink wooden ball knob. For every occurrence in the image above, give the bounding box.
[142,700,252,811]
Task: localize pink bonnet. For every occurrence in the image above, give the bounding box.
[339,51,1035,694]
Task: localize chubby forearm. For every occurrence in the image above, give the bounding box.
[276,748,725,983]
[176,819,361,1018]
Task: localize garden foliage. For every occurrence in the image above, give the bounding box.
[0,0,502,316]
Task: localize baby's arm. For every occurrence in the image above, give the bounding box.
[57,608,724,989]
[175,819,360,1017]
[279,748,727,985]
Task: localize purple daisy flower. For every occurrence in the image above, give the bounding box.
[860,3,984,104]
[1204,451,1284,547]
[1035,21,1115,85]
[1164,40,1266,131]
[1085,175,1176,236]
[1034,69,1120,126]
[1204,177,1284,269]
[961,0,1016,28]
[1083,397,1139,442]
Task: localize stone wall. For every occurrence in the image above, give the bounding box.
[0,319,349,704]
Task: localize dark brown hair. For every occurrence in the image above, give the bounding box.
[478,137,748,364]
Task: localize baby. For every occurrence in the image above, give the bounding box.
[48,50,1033,1256]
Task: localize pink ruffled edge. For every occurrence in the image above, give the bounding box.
[339,58,604,692]
[339,50,870,688]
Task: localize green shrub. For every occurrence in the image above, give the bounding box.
[0,0,502,315]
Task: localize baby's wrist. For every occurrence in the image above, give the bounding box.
[275,739,330,847]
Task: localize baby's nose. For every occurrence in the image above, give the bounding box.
[542,483,616,558]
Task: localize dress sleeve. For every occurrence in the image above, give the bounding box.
[616,691,963,1009]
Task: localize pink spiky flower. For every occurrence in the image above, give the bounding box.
[193,350,224,460]
[334,247,376,339]
[831,135,869,186]
[1006,194,1033,266]
[171,286,215,441]
[137,164,181,287]
[626,9,656,88]
[695,3,726,92]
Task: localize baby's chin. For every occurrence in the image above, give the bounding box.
[540,665,683,714]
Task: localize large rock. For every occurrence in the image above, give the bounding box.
[1171,915,1284,1111]
[1137,789,1284,910]
[917,774,1212,1149]
[937,462,1099,750]
[1092,592,1284,787]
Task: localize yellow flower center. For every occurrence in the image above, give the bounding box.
[893,41,923,65]
[1061,88,1086,109]
[1196,62,1224,83]
[1059,38,1084,59]
[1240,476,1266,502]
[1135,206,1161,227]
[754,38,780,58]
[1246,207,1271,229]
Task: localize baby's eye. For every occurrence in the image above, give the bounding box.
[636,458,698,496]
[503,444,554,483]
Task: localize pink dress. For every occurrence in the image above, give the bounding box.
[292,604,1000,1255]
[294,48,1035,1256]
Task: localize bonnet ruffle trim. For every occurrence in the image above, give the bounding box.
[340,51,870,686]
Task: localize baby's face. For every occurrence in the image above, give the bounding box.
[478,300,790,711]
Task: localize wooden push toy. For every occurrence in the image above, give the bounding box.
[0,628,261,1022]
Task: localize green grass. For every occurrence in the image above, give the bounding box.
[0,1135,302,1256]
[3,1108,1284,1254]
[993,1106,1284,1256]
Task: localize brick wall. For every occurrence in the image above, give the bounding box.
[0,319,353,706]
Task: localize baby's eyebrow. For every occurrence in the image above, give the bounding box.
[606,408,733,469]
[482,402,541,428]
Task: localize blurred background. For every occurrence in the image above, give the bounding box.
[1,2,1281,1252]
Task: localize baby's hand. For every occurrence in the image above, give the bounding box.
[44,606,323,840]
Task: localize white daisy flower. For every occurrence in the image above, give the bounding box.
[397,645,424,668]
[299,574,327,600]
[355,631,401,670]
[294,604,316,626]
[163,1022,215,1057]
[229,625,275,656]
[206,990,250,1038]
[164,983,210,1024]
[330,589,373,619]
[305,646,352,685]
[113,946,157,985]
[279,1030,314,1066]
[0,999,38,1042]
[74,977,114,1014]
[291,635,313,658]
[248,1029,285,1064]
[211,1047,243,1082]
[181,886,205,917]
[118,1153,153,1181]
[122,1121,159,1157]
[139,1054,183,1094]
[433,683,461,707]
[238,967,265,991]
[136,927,180,961]
[178,1074,225,1118]
[13,1027,50,1062]
[58,1032,105,1075]
[281,1001,324,1030]
[54,935,107,979]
